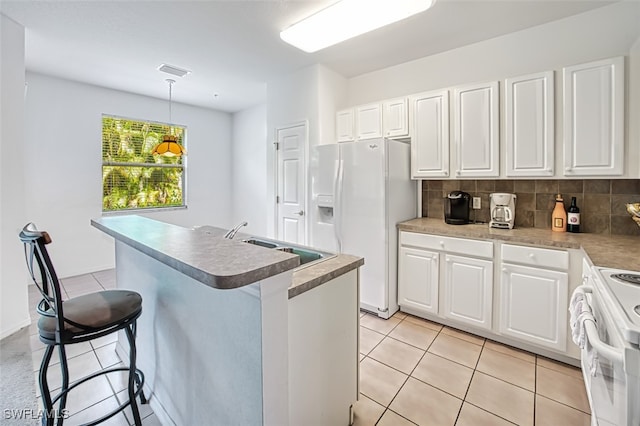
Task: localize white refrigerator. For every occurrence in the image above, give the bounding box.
[310,138,417,318]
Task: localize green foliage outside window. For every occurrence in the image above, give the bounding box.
[102,116,186,211]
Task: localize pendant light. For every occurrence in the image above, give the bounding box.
[152,79,187,157]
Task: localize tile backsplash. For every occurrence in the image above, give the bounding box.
[422,179,640,236]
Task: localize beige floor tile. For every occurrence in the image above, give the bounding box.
[456,402,515,426]
[466,372,534,426]
[403,315,444,332]
[484,340,536,363]
[441,327,485,346]
[535,395,591,426]
[377,409,416,425]
[411,352,473,399]
[359,357,408,406]
[141,414,162,425]
[360,314,401,335]
[61,375,114,417]
[536,366,590,413]
[369,337,425,375]
[32,341,93,372]
[90,333,118,350]
[95,342,122,368]
[360,326,385,355]
[392,311,408,320]
[389,320,438,350]
[390,377,462,426]
[536,356,583,380]
[65,396,130,426]
[428,334,482,368]
[36,351,103,396]
[105,366,128,393]
[476,347,535,391]
[352,394,385,426]
[360,353,365,362]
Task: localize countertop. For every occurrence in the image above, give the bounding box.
[92,215,363,294]
[398,218,640,271]
[93,216,300,289]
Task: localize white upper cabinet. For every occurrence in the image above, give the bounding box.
[563,56,625,176]
[355,103,383,140]
[409,90,449,179]
[453,81,499,177]
[336,109,354,142]
[505,71,555,177]
[383,98,409,139]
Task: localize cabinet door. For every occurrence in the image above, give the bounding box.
[355,103,382,140]
[398,246,439,315]
[505,71,554,177]
[442,255,493,330]
[453,81,499,177]
[383,98,409,138]
[500,264,568,351]
[563,56,624,176]
[336,109,354,142]
[409,90,449,178]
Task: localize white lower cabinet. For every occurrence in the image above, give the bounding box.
[398,232,493,328]
[499,263,568,352]
[398,246,439,315]
[443,254,493,330]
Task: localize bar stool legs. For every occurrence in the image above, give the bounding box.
[38,320,146,426]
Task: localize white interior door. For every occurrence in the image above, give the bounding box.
[276,124,307,245]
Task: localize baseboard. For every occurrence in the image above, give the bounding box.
[0,318,32,341]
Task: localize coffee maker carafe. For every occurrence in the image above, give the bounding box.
[445,191,471,225]
[490,193,516,229]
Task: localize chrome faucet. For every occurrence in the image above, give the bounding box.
[224,221,248,239]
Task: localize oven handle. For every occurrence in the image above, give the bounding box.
[575,285,625,366]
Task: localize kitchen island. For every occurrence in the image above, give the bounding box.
[92,216,363,426]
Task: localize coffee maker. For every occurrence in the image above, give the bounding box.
[445,191,471,225]
[490,193,517,229]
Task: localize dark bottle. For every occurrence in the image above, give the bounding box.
[567,197,580,233]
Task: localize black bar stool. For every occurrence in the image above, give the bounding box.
[19,223,146,425]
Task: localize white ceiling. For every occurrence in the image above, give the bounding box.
[1,0,615,113]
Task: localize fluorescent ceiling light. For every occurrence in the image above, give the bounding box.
[280,0,436,53]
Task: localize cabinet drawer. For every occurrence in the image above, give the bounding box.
[501,244,568,270]
[400,232,493,258]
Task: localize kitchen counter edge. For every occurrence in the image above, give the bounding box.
[289,255,364,299]
[398,218,639,271]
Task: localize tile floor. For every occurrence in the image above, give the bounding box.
[354,311,591,426]
[27,270,591,426]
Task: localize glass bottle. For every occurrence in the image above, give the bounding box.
[567,197,580,233]
[551,194,567,232]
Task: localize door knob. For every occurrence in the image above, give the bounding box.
[294,210,304,216]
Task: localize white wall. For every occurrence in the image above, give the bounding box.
[231,104,268,237]
[23,72,233,278]
[0,14,30,338]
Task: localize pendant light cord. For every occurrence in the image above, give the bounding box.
[167,78,175,136]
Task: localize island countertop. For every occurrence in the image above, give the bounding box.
[92,215,364,293]
[398,217,640,271]
[92,215,300,289]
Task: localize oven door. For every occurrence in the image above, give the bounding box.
[581,283,628,426]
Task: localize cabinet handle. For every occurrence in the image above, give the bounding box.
[547,168,553,173]
[565,167,572,172]
[456,170,461,176]
[528,253,535,259]
[502,268,508,273]
[444,171,449,176]
[439,241,445,247]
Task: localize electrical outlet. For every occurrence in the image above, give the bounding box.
[472,197,481,209]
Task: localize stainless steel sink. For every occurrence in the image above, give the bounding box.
[242,237,335,269]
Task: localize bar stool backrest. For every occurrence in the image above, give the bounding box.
[19,222,68,343]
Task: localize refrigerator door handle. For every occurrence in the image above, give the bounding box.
[334,156,343,253]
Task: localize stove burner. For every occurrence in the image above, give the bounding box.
[611,273,640,285]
